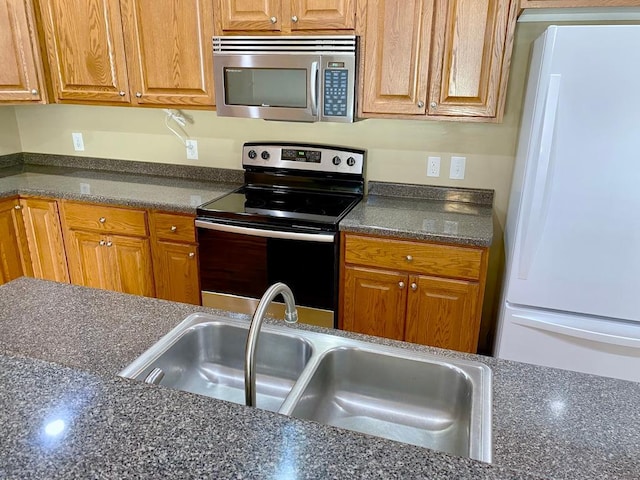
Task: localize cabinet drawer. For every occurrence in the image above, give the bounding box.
[62,202,148,236]
[150,212,196,243]
[344,235,483,280]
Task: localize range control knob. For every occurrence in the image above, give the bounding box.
[261,151,270,160]
[346,156,356,167]
[248,150,257,159]
[332,156,342,166]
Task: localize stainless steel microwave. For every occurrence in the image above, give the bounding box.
[212,36,357,123]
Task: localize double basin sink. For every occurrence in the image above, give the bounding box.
[119,313,492,462]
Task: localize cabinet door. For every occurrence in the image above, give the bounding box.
[38,0,130,103]
[358,0,434,115]
[0,198,32,284]
[109,234,155,297]
[290,0,355,30]
[153,241,200,304]
[0,0,46,103]
[120,0,215,106]
[216,0,282,32]
[19,198,70,283]
[342,266,407,340]
[405,275,480,353]
[428,0,514,118]
[64,230,114,290]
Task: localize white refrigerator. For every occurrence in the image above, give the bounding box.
[494,25,640,382]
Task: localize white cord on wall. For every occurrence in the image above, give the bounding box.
[162,109,189,146]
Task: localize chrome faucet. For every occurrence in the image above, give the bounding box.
[245,282,298,407]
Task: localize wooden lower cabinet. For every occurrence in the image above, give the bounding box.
[341,233,488,353]
[343,266,407,340]
[19,197,70,283]
[153,240,200,304]
[61,201,155,297]
[0,198,32,284]
[149,211,200,305]
[405,275,480,353]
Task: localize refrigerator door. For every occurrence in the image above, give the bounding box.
[506,25,640,323]
[497,303,640,382]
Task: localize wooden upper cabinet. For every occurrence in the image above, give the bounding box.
[38,0,130,103]
[120,0,216,106]
[521,0,640,7]
[428,0,515,118]
[217,0,282,32]
[0,0,47,103]
[358,0,434,115]
[290,0,355,30]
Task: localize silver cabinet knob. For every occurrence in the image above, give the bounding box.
[291,15,298,22]
[406,255,413,262]
[188,252,195,258]
[119,91,126,96]
[170,225,177,232]
[99,217,106,223]
[411,282,418,291]
[270,16,277,23]
[14,204,22,210]
[417,101,424,108]
[99,240,106,246]
[430,101,437,108]
[106,241,113,247]
[398,281,405,289]
[135,92,142,98]
[31,89,38,95]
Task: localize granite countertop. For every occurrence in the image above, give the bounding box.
[2,278,640,479]
[341,182,494,247]
[0,153,243,213]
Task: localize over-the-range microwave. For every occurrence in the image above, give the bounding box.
[212,35,357,123]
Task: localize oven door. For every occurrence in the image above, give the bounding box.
[213,53,320,122]
[196,221,338,328]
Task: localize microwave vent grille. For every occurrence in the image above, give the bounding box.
[213,36,357,55]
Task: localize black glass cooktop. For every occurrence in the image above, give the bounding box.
[197,186,361,229]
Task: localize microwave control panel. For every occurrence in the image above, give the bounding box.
[324,68,349,117]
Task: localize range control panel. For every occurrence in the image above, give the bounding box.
[243,143,365,176]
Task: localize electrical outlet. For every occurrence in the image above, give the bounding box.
[186,139,198,160]
[427,156,441,177]
[80,183,91,194]
[450,156,466,180]
[72,132,85,152]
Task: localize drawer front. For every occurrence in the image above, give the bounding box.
[344,234,483,280]
[150,212,196,243]
[62,202,148,236]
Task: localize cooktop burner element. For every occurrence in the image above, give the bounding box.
[197,142,365,232]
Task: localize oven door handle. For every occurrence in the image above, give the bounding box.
[195,220,336,243]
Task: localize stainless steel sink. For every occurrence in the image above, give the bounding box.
[120,313,492,462]
[285,347,480,459]
[119,317,313,412]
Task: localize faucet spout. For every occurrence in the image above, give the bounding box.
[245,283,298,407]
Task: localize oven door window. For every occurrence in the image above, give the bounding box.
[199,228,336,311]
[225,68,307,108]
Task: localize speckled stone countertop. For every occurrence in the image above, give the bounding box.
[2,278,640,479]
[341,181,494,247]
[0,153,242,213]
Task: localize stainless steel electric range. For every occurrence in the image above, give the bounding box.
[196,142,365,328]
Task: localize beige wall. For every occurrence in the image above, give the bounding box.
[12,23,550,229]
[0,107,21,155]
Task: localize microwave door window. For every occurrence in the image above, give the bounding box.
[224,68,307,108]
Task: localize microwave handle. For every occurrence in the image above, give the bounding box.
[310,61,319,117]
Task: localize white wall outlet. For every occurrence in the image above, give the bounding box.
[444,220,459,235]
[190,195,203,207]
[427,156,441,177]
[449,156,466,180]
[79,183,91,194]
[186,139,198,160]
[72,132,85,152]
